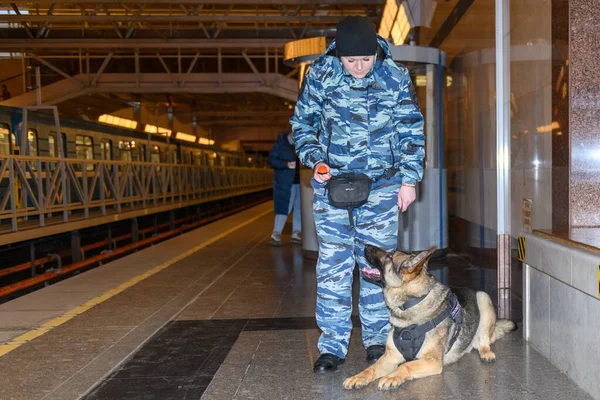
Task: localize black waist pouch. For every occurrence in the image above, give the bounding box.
[326,173,372,226]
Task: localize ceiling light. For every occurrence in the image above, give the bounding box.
[175,132,197,143]
[144,124,171,136]
[98,114,138,130]
[378,0,399,38]
[536,122,559,133]
[390,3,412,45]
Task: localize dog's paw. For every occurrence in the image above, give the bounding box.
[479,349,496,363]
[377,375,406,391]
[343,374,372,390]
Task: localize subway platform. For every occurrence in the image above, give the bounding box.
[0,203,593,400]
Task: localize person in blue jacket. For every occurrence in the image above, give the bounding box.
[290,16,425,373]
[268,130,302,246]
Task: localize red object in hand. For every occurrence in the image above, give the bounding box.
[317,165,328,174]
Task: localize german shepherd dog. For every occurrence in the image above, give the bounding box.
[344,245,517,391]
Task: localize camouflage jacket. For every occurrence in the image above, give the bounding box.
[290,37,425,185]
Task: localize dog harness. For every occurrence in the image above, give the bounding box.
[392,291,463,361]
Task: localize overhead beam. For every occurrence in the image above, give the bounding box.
[429,0,474,48]
[35,3,56,39]
[10,3,34,38]
[0,77,92,107]
[1,15,373,23]
[5,0,383,4]
[0,39,291,50]
[2,72,299,106]
[91,52,114,86]
[30,53,87,87]
[197,119,291,126]
[242,51,261,75]
[176,111,293,117]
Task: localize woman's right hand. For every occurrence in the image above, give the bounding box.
[313,162,331,184]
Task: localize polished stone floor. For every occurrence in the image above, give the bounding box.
[0,204,594,400]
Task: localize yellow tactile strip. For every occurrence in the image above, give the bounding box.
[0,208,271,358]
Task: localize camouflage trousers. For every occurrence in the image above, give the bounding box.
[312,178,400,359]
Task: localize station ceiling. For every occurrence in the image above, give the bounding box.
[0,0,488,149]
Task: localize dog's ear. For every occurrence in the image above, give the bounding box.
[400,246,437,275]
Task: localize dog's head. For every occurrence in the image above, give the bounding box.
[362,245,437,288]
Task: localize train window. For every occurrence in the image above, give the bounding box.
[76,135,94,171]
[0,123,10,155]
[209,152,217,167]
[170,149,178,164]
[131,143,141,162]
[194,152,205,166]
[48,134,56,157]
[189,151,193,165]
[48,133,66,157]
[151,145,160,164]
[27,129,38,156]
[118,141,133,162]
[76,135,94,160]
[101,139,112,160]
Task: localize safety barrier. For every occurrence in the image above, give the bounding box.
[0,155,272,234]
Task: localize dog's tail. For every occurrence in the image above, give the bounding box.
[491,320,518,343]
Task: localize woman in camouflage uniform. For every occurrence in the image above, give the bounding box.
[290,16,425,373]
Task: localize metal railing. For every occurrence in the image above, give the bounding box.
[0,155,272,233]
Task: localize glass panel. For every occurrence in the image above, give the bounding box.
[48,135,56,157]
[120,149,132,162]
[75,135,94,170]
[28,129,38,156]
[101,139,112,160]
[151,146,160,163]
[119,141,134,161]
[0,124,10,155]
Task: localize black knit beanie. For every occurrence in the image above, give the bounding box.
[335,16,377,57]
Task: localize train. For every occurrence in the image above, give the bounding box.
[0,106,268,168]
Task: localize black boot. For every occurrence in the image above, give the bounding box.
[366,345,386,364]
[313,353,345,373]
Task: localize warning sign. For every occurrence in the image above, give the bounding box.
[522,199,532,233]
[517,236,526,261]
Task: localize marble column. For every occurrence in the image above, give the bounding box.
[570,1,600,227]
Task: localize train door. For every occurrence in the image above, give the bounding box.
[0,123,11,155]
[0,123,22,216]
[101,139,113,161]
[139,144,147,162]
[176,143,182,165]
[61,133,67,158]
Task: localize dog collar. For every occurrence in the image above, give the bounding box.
[399,294,428,311]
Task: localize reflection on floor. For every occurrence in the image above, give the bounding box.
[83,227,588,400]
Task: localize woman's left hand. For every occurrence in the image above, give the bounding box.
[397,185,416,212]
